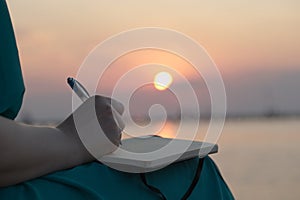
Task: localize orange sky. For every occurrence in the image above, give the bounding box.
[6,0,300,120]
[9,0,300,76]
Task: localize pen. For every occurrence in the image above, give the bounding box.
[67,77,90,102]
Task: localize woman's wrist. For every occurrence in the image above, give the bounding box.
[55,122,95,166]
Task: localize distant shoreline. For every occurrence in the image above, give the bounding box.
[17,113,300,126]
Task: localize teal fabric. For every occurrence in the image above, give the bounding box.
[0,1,234,199]
[0,0,25,119]
[0,157,234,200]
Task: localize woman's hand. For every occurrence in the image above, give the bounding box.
[57,95,125,159]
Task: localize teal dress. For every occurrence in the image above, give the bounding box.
[0,0,24,119]
[0,1,234,199]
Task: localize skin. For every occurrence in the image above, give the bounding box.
[0,95,125,187]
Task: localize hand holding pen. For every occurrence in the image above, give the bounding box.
[67,77,125,145]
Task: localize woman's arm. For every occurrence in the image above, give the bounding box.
[0,116,93,187]
[0,95,124,187]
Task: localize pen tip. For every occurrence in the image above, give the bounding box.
[67,77,74,88]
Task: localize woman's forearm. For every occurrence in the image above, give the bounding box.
[0,95,124,187]
[0,116,94,187]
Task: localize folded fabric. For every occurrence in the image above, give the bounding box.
[0,0,25,119]
[0,157,234,200]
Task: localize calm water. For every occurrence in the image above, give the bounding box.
[125,118,300,199]
[213,118,300,200]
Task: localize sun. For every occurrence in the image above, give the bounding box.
[154,72,173,91]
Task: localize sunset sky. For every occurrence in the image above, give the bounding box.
[6,0,300,121]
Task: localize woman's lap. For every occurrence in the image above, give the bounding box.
[0,157,234,200]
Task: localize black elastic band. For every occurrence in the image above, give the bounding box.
[140,173,167,200]
[181,158,204,200]
[140,158,204,200]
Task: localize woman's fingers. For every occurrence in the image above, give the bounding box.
[94,95,125,146]
[97,110,123,146]
[94,96,125,129]
[99,96,125,115]
[109,98,125,115]
[112,108,125,130]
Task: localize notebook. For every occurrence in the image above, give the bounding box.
[99,136,218,173]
